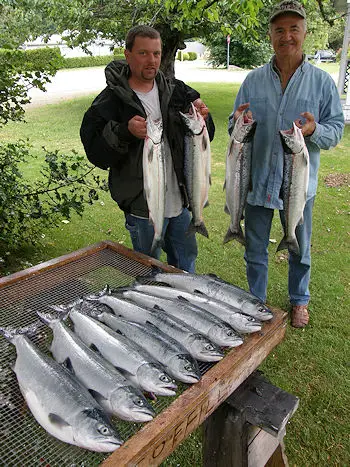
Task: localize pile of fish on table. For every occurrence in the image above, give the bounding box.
[0,270,273,453]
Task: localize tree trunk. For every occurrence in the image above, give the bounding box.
[155,25,186,79]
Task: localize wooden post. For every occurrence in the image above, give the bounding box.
[202,371,299,467]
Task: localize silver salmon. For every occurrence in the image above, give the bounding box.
[0,325,122,452]
[143,117,166,255]
[94,314,201,384]
[120,286,243,347]
[224,113,256,245]
[278,122,309,255]
[88,287,223,362]
[38,311,155,422]
[180,103,211,238]
[137,270,273,321]
[57,301,177,396]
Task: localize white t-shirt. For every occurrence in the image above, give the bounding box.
[135,82,183,218]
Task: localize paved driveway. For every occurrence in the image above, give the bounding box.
[27,60,250,106]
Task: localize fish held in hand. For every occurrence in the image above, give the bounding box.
[143,117,166,255]
[224,112,256,245]
[279,122,309,256]
[180,102,211,238]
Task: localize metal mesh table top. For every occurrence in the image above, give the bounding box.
[0,246,213,467]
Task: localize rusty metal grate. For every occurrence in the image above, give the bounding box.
[0,247,213,466]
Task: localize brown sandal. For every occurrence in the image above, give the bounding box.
[291,305,309,328]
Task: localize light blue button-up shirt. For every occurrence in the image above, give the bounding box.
[229,58,344,210]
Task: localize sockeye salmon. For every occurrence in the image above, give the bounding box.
[223,112,256,245]
[278,122,309,255]
[180,102,211,238]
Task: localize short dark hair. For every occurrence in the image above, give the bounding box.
[125,25,161,51]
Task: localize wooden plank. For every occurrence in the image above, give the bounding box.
[0,241,177,290]
[247,429,284,467]
[101,309,288,467]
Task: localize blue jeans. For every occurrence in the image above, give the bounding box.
[125,208,198,273]
[244,197,315,305]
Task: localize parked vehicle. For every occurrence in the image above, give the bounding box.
[314,50,336,63]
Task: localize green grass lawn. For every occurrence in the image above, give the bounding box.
[1,84,349,466]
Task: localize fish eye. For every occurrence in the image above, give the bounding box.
[160,374,170,382]
[184,364,193,371]
[227,330,234,336]
[136,398,144,406]
[205,344,214,350]
[97,424,111,436]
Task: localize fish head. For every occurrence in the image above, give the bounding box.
[229,314,263,333]
[242,300,274,321]
[208,324,242,347]
[110,386,155,422]
[279,123,304,154]
[72,408,122,452]
[186,334,224,362]
[233,113,257,143]
[179,103,205,136]
[167,354,201,384]
[146,118,163,144]
[136,363,177,396]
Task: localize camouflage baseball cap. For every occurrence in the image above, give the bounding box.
[269,1,306,23]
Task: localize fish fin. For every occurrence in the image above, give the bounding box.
[223,226,246,246]
[115,367,134,379]
[0,323,39,342]
[48,413,71,428]
[90,343,100,353]
[209,174,212,186]
[89,389,109,406]
[37,310,62,327]
[204,200,210,208]
[224,204,230,215]
[276,236,300,256]
[150,237,164,257]
[153,304,166,311]
[177,295,191,304]
[223,180,226,191]
[297,215,304,226]
[62,357,74,374]
[50,304,71,319]
[187,220,209,238]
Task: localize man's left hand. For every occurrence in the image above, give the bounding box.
[193,98,209,120]
[295,112,316,137]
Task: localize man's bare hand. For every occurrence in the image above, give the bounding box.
[193,98,209,120]
[234,103,252,121]
[295,112,316,137]
[128,115,147,139]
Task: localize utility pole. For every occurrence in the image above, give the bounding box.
[226,35,230,70]
[337,0,350,95]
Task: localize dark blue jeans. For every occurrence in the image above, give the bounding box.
[125,208,198,273]
[244,197,315,305]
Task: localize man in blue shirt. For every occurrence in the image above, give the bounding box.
[229,0,344,328]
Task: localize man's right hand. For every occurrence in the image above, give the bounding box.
[128,115,147,139]
[234,103,252,121]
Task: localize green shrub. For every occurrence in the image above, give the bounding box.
[188,52,197,61]
[113,47,124,55]
[61,54,114,69]
[0,140,108,255]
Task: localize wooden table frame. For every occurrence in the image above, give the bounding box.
[0,241,288,467]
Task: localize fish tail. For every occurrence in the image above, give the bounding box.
[223,226,246,246]
[187,220,209,238]
[150,236,163,257]
[50,303,71,319]
[276,236,300,256]
[37,310,66,327]
[135,265,163,283]
[0,322,39,342]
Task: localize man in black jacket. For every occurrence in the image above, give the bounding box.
[80,25,214,272]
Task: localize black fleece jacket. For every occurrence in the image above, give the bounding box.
[80,60,215,217]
